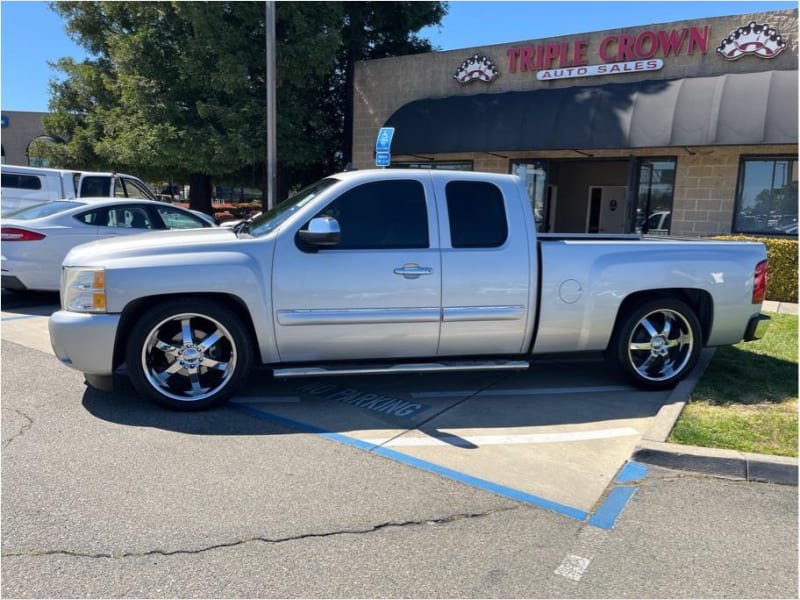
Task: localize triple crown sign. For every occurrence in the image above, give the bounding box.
[375,127,394,167]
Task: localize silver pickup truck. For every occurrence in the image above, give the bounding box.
[49,169,770,410]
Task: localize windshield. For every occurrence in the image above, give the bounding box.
[1,201,84,219]
[240,178,339,238]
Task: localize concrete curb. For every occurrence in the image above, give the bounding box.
[632,318,799,486]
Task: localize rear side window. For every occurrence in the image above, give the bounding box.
[78,206,153,229]
[80,177,110,197]
[316,180,428,249]
[2,173,42,190]
[446,181,508,248]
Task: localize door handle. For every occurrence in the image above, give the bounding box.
[393,263,433,279]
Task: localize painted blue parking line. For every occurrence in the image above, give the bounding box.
[586,460,649,529]
[615,460,648,483]
[230,402,590,522]
[587,486,638,529]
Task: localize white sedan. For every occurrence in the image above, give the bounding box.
[1,198,216,292]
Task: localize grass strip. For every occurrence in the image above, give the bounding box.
[669,312,798,457]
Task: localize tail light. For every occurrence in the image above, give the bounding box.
[752,259,768,304]
[1,227,46,241]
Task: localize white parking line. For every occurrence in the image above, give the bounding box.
[555,554,593,581]
[477,385,633,396]
[364,427,640,448]
[411,385,632,399]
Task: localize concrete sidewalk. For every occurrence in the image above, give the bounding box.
[633,302,798,486]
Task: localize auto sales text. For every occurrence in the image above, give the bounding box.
[507,26,710,72]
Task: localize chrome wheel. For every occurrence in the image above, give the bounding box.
[610,298,702,390]
[626,308,695,383]
[141,312,238,403]
[126,299,252,410]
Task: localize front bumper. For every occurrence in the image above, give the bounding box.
[48,310,121,376]
[743,312,771,342]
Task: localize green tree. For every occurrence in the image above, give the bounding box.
[332,2,447,166]
[42,1,445,212]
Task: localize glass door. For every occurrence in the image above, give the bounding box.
[512,161,548,232]
[635,158,676,235]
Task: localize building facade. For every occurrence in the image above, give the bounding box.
[0,111,52,166]
[353,9,798,237]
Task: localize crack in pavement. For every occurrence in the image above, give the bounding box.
[2,506,517,560]
[1,407,34,449]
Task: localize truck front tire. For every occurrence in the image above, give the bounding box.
[125,299,252,410]
[610,298,702,390]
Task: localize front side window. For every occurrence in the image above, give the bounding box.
[157,206,210,229]
[446,181,508,248]
[119,177,155,200]
[315,180,428,249]
[734,157,798,236]
[635,158,676,235]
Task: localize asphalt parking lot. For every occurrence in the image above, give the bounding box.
[2,291,797,598]
[1,290,672,521]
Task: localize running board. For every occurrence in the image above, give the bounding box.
[273,359,530,378]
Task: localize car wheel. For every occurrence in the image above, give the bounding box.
[126,299,252,410]
[610,298,702,390]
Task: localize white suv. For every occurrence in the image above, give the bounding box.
[1,164,156,214]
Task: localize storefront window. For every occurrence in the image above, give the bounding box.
[734,157,798,236]
[512,161,547,231]
[635,158,676,236]
[26,136,58,168]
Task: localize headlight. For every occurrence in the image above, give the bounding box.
[62,267,107,312]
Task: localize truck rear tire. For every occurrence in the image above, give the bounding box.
[610,298,702,390]
[125,299,252,410]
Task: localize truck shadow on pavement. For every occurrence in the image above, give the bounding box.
[80,361,674,442]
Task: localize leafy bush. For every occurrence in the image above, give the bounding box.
[714,236,798,303]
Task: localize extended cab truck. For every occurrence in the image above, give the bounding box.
[0,165,156,213]
[48,170,770,410]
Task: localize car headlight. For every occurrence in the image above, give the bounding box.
[62,267,107,313]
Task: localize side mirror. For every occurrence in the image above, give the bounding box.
[298,216,341,246]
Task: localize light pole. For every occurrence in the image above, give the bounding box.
[265,1,277,211]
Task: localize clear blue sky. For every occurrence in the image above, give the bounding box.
[1,1,795,112]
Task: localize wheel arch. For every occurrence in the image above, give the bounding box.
[112,292,260,370]
[608,288,714,350]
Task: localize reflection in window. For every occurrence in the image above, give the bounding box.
[26,136,58,168]
[734,157,798,236]
[512,161,547,232]
[635,158,676,236]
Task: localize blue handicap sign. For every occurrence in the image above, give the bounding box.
[375,127,394,153]
[375,151,391,167]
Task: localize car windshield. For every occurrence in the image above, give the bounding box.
[240,178,339,238]
[1,201,84,219]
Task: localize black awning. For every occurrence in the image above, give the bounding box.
[384,70,798,155]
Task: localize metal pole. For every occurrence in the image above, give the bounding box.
[265,1,277,210]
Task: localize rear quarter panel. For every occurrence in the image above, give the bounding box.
[533,239,766,353]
